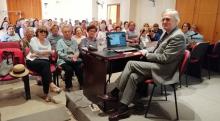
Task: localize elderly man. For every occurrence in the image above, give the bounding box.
[21,27,34,50]
[102,9,186,121]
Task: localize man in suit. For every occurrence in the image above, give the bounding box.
[102,9,186,121]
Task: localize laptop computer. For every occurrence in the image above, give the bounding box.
[106,32,138,52]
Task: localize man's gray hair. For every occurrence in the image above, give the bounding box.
[162,9,180,24]
[23,27,34,35]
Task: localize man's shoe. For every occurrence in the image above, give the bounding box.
[98,88,119,101]
[109,109,130,121]
[98,93,118,101]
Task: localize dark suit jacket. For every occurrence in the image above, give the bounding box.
[146,28,186,85]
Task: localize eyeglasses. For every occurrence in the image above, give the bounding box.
[162,18,171,22]
[39,30,47,33]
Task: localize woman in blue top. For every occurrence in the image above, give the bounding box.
[56,25,83,91]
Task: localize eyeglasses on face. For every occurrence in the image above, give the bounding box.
[39,30,47,33]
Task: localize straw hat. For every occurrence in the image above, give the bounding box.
[9,64,29,78]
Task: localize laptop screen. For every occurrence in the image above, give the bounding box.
[106,32,127,48]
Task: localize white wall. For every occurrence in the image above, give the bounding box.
[0,0,8,25]
[100,0,176,29]
[42,0,92,21]
[135,0,176,29]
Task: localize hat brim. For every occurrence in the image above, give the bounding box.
[9,69,29,78]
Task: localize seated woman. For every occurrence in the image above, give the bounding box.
[126,21,139,45]
[182,22,194,44]
[0,24,20,42]
[115,25,122,32]
[139,28,151,48]
[47,24,63,50]
[96,23,108,51]
[80,25,98,51]
[26,26,61,102]
[72,26,86,45]
[56,25,83,91]
[190,24,204,43]
[148,27,160,41]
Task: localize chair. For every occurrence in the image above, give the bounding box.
[0,41,21,49]
[186,42,209,86]
[207,41,220,77]
[0,42,31,100]
[24,48,58,85]
[144,50,190,120]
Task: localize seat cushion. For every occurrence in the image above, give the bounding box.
[0,74,16,81]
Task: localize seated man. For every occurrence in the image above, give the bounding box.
[101,9,186,121]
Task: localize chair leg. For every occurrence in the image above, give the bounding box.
[172,84,179,120]
[185,74,188,87]
[145,83,156,118]
[164,85,167,101]
[22,75,31,100]
[179,77,182,88]
[207,58,211,79]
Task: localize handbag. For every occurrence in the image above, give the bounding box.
[0,51,14,76]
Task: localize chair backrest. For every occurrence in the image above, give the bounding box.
[212,41,220,55]
[0,41,21,49]
[179,50,190,77]
[191,42,209,60]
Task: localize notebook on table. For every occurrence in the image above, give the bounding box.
[106,32,138,52]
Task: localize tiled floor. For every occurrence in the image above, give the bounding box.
[0,77,77,121]
[0,70,220,121]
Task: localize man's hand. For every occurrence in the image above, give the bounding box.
[140,49,149,56]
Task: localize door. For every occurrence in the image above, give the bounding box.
[107,4,120,24]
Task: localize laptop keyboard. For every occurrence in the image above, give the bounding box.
[113,47,138,52]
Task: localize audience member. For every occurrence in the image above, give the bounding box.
[97,23,108,51]
[148,27,160,41]
[181,22,194,44]
[122,21,128,32]
[190,24,204,42]
[143,23,150,31]
[126,21,139,45]
[81,20,87,36]
[56,25,83,91]
[0,17,9,36]
[21,27,34,50]
[72,26,86,45]
[101,9,186,121]
[47,24,62,50]
[139,28,151,48]
[153,23,163,37]
[115,25,122,32]
[19,19,30,38]
[107,19,113,31]
[0,24,20,42]
[26,26,61,102]
[80,25,98,51]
